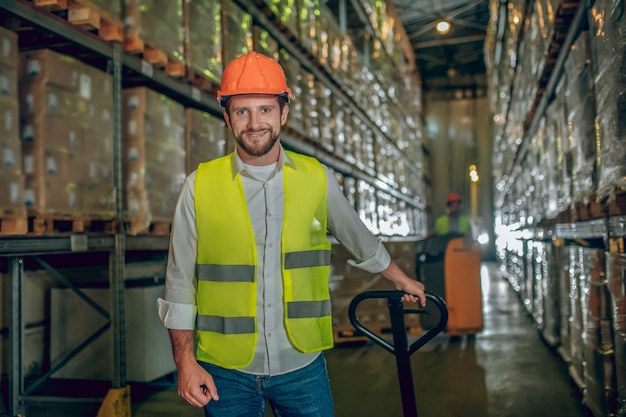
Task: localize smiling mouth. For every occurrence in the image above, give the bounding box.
[245,130,268,139]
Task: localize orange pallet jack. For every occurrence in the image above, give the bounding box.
[349,290,448,417]
[443,237,483,335]
[415,235,483,336]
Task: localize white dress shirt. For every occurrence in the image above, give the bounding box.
[157,146,391,375]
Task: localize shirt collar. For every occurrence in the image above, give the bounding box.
[230,144,297,181]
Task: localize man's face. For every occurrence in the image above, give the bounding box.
[447,201,461,216]
[224,94,289,165]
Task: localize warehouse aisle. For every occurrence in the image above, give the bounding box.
[130,262,591,417]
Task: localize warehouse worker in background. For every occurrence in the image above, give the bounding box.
[434,192,472,237]
[156,51,426,417]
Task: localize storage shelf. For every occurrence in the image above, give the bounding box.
[0,235,169,256]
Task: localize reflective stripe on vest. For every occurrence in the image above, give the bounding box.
[194,151,333,369]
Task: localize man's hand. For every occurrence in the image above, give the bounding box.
[176,358,219,408]
[380,260,427,306]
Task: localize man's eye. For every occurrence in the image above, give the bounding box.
[236,109,247,116]
[261,107,271,113]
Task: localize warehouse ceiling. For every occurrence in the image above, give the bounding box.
[324,0,490,91]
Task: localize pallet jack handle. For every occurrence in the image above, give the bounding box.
[348,290,448,417]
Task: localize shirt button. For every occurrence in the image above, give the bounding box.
[268,332,272,338]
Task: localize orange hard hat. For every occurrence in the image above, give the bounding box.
[217,51,291,107]
[446,193,462,204]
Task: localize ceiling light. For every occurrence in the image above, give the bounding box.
[435,20,451,35]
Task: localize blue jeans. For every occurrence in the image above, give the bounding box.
[200,354,335,417]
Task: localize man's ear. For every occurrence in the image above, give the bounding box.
[281,104,289,126]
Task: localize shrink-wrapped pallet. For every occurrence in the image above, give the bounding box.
[222,1,253,65]
[608,253,626,415]
[581,249,617,417]
[0,26,25,230]
[18,49,114,218]
[123,0,183,63]
[564,32,597,205]
[122,88,185,234]
[184,0,222,84]
[185,108,227,175]
[589,0,626,201]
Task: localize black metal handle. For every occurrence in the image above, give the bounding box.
[348,290,448,417]
[348,290,448,355]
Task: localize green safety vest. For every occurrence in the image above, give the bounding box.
[193,151,333,368]
[435,214,471,235]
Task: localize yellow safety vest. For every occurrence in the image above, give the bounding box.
[435,214,471,235]
[194,151,333,368]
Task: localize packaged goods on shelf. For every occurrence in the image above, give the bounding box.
[580,249,618,417]
[82,0,122,20]
[568,245,589,388]
[223,1,253,65]
[0,25,23,216]
[357,180,378,234]
[279,49,304,134]
[589,0,626,202]
[564,32,597,205]
[558,245,573,361]
[253,26,279,60]
[607,253,626,414]
[301,71,320,142]
[185,108,227,174]
[18,49,114,217]
[299,0,322,58]
[122,87,185,235]
[258,0,299,39]
[123,0,183,62]
[318,85,333,153]
[184,0,222,84]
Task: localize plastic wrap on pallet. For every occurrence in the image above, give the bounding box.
[253,26,279,61]
[356,180,378,235]
[298,0,322,58]
[124,0,183,63]
[222,1,253,65]
[278,49,304,135]
[18,49,114,217]
[558,245,573,362]
[122,88,185,234]
[532,242,546,327]
[607,253,626,415]
[85,0,121,20]
[301,71,320,142]
[564,32,597,205]
[541,243,561,346]
[568,246,588,388]
[580,249,618,417]
[185,0,222,84]
[185,109,226,175]
[589,0,626,201]
[258,0,299,39]
[548,75,573,215]
[0,27,24,217]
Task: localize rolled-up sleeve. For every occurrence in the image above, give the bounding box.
[325,167,391,273]
[156,172,199,330]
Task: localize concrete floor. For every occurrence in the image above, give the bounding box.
[126,262,591,417]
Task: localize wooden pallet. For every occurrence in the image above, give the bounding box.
[123,35,185,78]
[0,211,28,235]
[29,214,117,235]
[33,0,124,42]
[127,220,171,236]
[184,66,220,94]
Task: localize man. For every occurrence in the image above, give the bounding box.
[434,192,472,236]
[157,51,426,417]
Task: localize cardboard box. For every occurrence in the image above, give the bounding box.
[0,26,18,69]
[19,49,87,92]
[0,168,24,212]
[24,177,80,215]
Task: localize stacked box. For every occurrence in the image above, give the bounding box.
[185,0,222,84]
[279,49,304,134]
[18,49,114,217]
[124,0,184,63]
[607,253,626,415]
[590,0,626,201]
[185,108,227,174]
[0,27,24,217]
[563,31,597,205]
[122,88,186,234]
[223,1,253,65]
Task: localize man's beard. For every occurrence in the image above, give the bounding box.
[236,129,280,157]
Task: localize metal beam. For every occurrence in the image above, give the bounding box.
[414,34,485,49]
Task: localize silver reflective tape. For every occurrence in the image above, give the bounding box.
[196,315,255,334]
[284,250,331,269]
[197,264,255,282]
[287,300,332,318]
